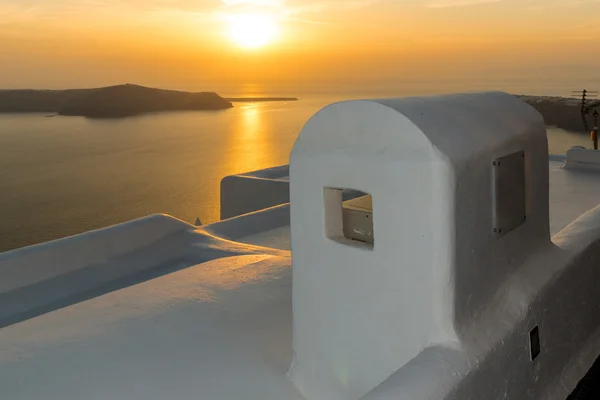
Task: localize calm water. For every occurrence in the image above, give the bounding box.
[0,95,590,252]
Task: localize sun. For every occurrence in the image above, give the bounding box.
[227,13,279,49]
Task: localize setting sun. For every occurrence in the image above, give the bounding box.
[227,13,279,50]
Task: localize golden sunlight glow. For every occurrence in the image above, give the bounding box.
[227,13,279,49]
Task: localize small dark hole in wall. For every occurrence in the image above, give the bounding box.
[530,326,540,361]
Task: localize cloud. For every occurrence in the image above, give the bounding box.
[0,0,381,28]
[526,0,600,10]
[213,0,378,25]
[289,18,333,25]
[428,0,501,8]
[0,2,57,26]
[221,0,284,6]
[0,0,380,18]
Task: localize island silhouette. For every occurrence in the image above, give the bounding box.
[0,84,589,132]
[0,84,297,118]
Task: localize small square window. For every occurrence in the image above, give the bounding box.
[324,188,374,250]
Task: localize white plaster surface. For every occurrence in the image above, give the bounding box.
[361,205,600,400]
[565,146,600,170]
[288,92,549,400]
[4,196,600,400]
[237,226,291,250]
[220,165,290,219]
[220,159,600,238]
[0,214,192,295]
[0,254,301,400]
[2,93,600,400]
[549,159,600,234]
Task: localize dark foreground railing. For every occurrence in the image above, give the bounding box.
[568,353,600,399]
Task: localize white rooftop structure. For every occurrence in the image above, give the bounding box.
[2,92,600,400]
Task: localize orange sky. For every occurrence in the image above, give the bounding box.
[1,0,599,94]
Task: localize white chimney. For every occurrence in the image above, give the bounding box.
[288,93,549,400]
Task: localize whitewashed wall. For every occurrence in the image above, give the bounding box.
[287,93,599,400]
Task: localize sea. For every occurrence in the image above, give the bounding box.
[0,91,593,252]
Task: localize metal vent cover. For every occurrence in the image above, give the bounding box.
[492,151,526,238]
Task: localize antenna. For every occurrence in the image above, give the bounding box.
[592,114,599,150]
[572,90,599,147]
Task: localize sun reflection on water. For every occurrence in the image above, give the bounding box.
[227,103,277,173]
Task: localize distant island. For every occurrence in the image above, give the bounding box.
[0,84,297,118]
[0,85,590,130]
[226,97,298,102]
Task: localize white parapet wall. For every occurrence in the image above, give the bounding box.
[0,215,194,327]
[220,165,291,219]
[565,146,600,170]
[285,92,600,400]
[0,214,192,295]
